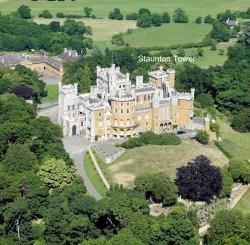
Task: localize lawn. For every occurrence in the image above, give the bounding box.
[216,117,250,160]
[0,0,249,20]
[34,18,136,43]
[41,85,58,104]
[123,23,212,48]
[233,189,250,215]
[108,139,228,187]
[83,151,108,197]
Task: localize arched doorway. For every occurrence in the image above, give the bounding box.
[72,125,77,136]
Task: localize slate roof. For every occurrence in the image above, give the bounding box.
[0,54,24,67]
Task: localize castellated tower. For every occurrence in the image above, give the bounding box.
[58,82,79,136]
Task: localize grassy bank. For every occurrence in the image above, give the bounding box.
[83,151,108,197]
[234,189,250,214]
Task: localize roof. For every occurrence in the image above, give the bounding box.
[58,50,79,62]
[226,19,238,26]
[135,86,155,93]
[0,54,24,67]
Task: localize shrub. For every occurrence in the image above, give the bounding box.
[219,167,233,198]
[120,131,181,149]
[228,160,250,184]
[210,122,220,137]
[126,12,138,20]
[39,10,53,19]
[195,16,202,24]
[56,12,65,18]
[196,130,209,144]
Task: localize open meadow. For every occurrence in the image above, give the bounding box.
[0,0,249,19]
[123,23,212,48]
[108,139,229,187]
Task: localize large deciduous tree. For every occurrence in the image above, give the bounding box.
[175,155,222,202]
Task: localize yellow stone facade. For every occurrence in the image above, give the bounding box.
[59,65,198,141]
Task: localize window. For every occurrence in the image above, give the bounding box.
[72,105,75,110]
[99,112,102,117]
[115,109,118,113]
[121,102,123,106]
[81,122,83,126]
[127,109,129,113]
[121,109,123,113]
[127,102,129,106]
[67,106,70,111]
[144,95,147,101]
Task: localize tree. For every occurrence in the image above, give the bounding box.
[196,130,209,144]
[219,167,233,198]
[4,144,36,173]
[197,47,204,57]
[228,160,250,184]
[17,5,31,19]
[109,8,123,20]
[30,116,62,144]
[84,7,93,17]
[138,8,151,16]
[196,93,214,108]
[135,172,178,206]
[39,10,53,19]
[172,8,189,23]
[210,23,231,42]
[177,48,185,57]
[204,15,216,24]
[195,16,202,24]
[126,12,138,20]
[175,155,222,202]
[10,85,33,100]
[50,21,61,32]
[205,210,249,244]
[161,12,171,23]
[137,13,152,28]
[151,13,162,26]
[111,34,126,46]
[231,108,250,132]
[38,158,77,189]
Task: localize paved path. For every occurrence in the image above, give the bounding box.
[63,136,102,200]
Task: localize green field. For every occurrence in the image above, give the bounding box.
[41,85,58,104]
[83,152,108,197]
[182,38,237,68]
[123,23,211,48]
[234,189,250,215]
[0,0,249,19]
[108,140,228,187]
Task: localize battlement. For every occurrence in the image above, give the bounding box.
[60,83,78,95]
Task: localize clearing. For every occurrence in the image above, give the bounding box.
[41,85,58,104]
[108,139,229,187]
[123,23,212,48]
[0,0,249,19]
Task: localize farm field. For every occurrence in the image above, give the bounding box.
[234,189,250,215]
[34,18,136,43]
[108,140,229,187]
[123,23,212,48]
[0,0,249,20]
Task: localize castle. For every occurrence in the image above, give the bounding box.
[59,64,205,141]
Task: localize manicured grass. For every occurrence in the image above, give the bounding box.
[234,189,250,214]
[217,117,250,160]
[41,85,58,104]
[34,18,136,42]
[108,139,228,187]
[0,0,249,19]
[83,151,108,197]
[123,23,212,48]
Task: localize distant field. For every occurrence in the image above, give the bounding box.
[108,140,228,187]
[123,23,212,48]
[0,0,249,19]
[34,18,136,42]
